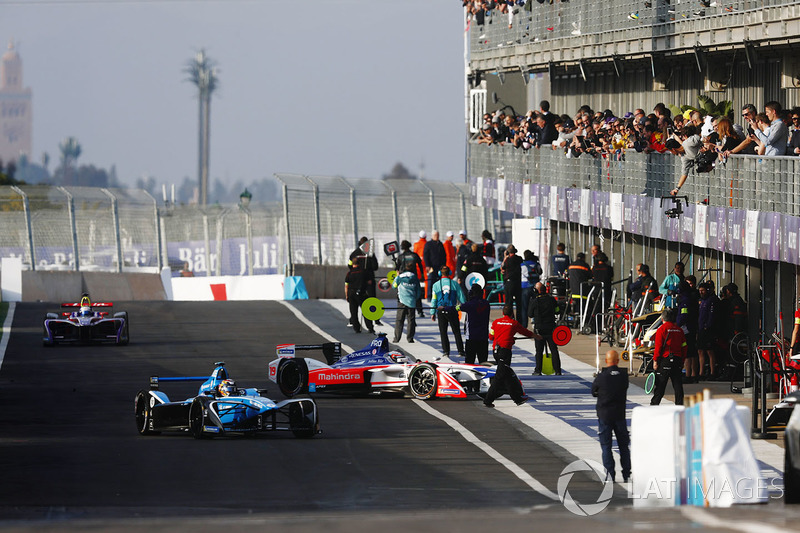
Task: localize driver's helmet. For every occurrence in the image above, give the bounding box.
[79,306,92,317]
[217,379,237,397]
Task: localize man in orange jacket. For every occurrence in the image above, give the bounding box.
[485,305,541,407]
[650,308,687,405]
[443,231,457,278]
[413,231,428,317]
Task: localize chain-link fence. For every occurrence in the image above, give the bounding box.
[0,178,491,276]
[275,174,491,270]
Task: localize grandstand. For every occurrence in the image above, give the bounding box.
[464,0,800,340]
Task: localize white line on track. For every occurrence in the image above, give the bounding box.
[414,399,560,501]
[281,300,558,500]
[0,302,16,371]
[277,301,355,353]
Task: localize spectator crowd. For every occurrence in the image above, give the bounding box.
[476,100,800,161]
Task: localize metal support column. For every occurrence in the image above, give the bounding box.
[101,189,123,272]
[142,190,163,272]
[383,181,400,245]
[203,213,211,277]
[278,178,293,276]
[215,212,225,276]
[341,177,358,247]
[11,186,35,271]
[420,180,436,230]
[311,181,322,265]
[244,208,253,275]
[58,187,80,271]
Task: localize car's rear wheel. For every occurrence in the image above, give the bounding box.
[786,445,800,503]
[277,359,308,398]
[189,397,212,439]
[135,391,158,435]
[409,363,438,400]
[289,401,316,439]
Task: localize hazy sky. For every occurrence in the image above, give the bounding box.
[1,0,466,189]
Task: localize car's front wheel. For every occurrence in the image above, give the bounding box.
[135,391,158,435]
[409,363,438,400]
[189,397,212,439]
[289,401,317,439]
[277,359,308,398]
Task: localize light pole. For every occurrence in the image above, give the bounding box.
[239,188,253,275]
[185,50,219,207]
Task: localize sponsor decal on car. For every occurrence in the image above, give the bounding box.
[276,344,295,357]
[313,370,362,382]
[204,426,220,433]
[309,383,316,392]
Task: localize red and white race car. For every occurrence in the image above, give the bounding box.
[42,294,129,346]
[268,334,496,400]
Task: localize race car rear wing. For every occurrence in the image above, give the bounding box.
[61,302,113,308]
[276,342,341,365]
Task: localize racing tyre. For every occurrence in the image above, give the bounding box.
[289,400,317,439]
[408,363,438,400]
[135,391,158,435]
[277,359,308,398]
[117,312,129,346]
[786,445,800,504]
[189,397,213,439]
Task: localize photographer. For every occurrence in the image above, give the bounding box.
[669,125,704,196]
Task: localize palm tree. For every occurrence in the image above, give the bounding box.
[58,136,82,185]
[184,49,219,207]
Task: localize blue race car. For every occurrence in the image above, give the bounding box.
[135,362,319,439]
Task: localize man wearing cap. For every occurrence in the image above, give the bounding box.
[650,308,687,405]
[391,263,421,344]
[458,284,491,364]
[430,266,466,358]
[413,231,428,316]
[443,231,457,279]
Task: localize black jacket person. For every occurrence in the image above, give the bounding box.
[528,283,563,375]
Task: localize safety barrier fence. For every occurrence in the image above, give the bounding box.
[0,178,492,277]
[469,143,800,265]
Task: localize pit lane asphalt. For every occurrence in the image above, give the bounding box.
[2,301,799,532]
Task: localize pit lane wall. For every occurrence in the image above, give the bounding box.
[1,259,392,302]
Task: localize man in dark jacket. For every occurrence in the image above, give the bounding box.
[697,281,719,379]
[627,263,658,313]
[423,231,447,300]
[591,252,614,309]
[592,349,631,483]
[568,252,592,317]
[528,282,563,375]
[458,284,491,364]
[462,243,489,291]
[501,244,524,323]
[349,236,380,324]
[551,242,570,277]
[455,230,473,287]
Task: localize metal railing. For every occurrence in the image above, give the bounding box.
[468,0,800,59]
[469,143,800,216]
[0,178,493,277]
[275,174,492,271]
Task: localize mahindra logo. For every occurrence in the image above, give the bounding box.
[317,373,359,381]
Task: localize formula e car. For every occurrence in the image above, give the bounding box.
[135,362,319,439]
[42,295,129,346]
[269,333,496,400]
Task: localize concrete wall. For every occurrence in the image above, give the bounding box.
[20,271,167,302]
[294,264,398,300]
